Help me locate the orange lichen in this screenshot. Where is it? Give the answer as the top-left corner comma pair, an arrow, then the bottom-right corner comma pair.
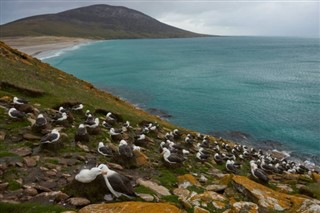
79,202 -> 184,213
177,174 -> 200,187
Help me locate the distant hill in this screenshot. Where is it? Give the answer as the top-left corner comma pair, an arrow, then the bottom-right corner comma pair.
0,4 -> 208,39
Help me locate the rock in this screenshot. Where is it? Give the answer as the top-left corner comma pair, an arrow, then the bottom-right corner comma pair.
137,179 -> 171,196
61,211 -> 77,213
230,201 -> 259,213
205,184 -> 227,192
194,206 -> 210,213
297,199 -> 320,213
23,156 -> 40,167
134,150 -> 149,166
0,182 -> 9,191
16,162 -> 23,167
79,202 -> 184,213
33,184 -> 52,192
13,147 -> 32,157
232,175 -> 320,212
199,175 -> 208,183
189,191 -> 226,209
177,174 -> 201,188
23,133 -> 41,140
30,191 -> 69,204
24,187 -> 38,196
276,183 -> 293,193
0,95 -> 11,103
312,173 -> 320,183
173,188 -> 191,201
77,142 -> 90,152
104,194 -> 113,201
107,162 -> 123,170
0,131 -> 6,141
137,193 -> 154,201
68,197 -> 90,206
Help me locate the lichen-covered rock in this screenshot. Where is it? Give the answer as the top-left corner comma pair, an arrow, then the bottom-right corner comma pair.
79,202 -> 184,213
230,201 -> 259,213
276,183 -> 293,193
232,175 -> 320,212
194,206 -> 210,213
177,174 -> 201,188
137,178 -> 171,196
312,173 -> 320,183
205,184 -> 227,192
189,191 -> 226,209
133,150 -> 149,166
173,187 -> 191,201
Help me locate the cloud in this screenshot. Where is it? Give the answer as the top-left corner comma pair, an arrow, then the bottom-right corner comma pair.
1,0 -> 318,37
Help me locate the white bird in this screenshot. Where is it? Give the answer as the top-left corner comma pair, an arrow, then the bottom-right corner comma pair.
98,164 -> 137,198
40,129 -> 60,144
75,167 -> 107,183
8,108 -> 25,119
72,104 -> 83,111
13,97 -> 28,105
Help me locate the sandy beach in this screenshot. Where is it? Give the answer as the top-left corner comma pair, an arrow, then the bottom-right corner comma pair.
1,36 -> 93,59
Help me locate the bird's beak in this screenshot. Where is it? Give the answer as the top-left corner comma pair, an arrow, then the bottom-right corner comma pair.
101,170 -> 108,175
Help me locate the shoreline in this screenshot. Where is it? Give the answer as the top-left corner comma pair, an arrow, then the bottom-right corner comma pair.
1,36 -> 95,59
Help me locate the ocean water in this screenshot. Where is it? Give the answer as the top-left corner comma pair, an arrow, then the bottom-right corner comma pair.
44,37 -> 320,158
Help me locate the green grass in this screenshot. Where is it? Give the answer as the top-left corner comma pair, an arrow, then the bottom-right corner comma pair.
0,202 -> 74,213
0,151 -> 18,158
303,183 -> 320,199
161,195 -> 180,204
157,168 -> 178,188
7,180 -> 22,191
135,185 -> 157,196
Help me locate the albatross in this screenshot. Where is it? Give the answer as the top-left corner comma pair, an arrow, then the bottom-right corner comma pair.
98,164 -> 137,198
75,167 -> 107,183
98,142 -> 113,157
35,114 -> 47,127
8,108 -> 25,119
75,124 -> 89,142
40,129 -> 60,144
13,97 -> 28,105
250,161 -> 269,183
119,140 -> 133,158
162,147 -> 185,164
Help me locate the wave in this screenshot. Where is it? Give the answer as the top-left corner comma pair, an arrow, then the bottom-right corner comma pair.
38,41 -> 97,60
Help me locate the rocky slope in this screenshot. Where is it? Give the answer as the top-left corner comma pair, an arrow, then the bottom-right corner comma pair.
0,41 -> 319,213
1,4 -> 207,39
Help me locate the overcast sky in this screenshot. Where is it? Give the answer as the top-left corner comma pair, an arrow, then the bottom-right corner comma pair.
0,0 -> 319,37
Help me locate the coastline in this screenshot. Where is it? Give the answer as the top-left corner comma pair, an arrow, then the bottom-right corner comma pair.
1,36 -> 95,59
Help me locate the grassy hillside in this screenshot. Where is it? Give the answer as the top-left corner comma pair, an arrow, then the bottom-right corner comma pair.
1,4 -> 208,39
0,41 -> 175,128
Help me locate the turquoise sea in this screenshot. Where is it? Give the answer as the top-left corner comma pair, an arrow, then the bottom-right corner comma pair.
44,37 -> 320,161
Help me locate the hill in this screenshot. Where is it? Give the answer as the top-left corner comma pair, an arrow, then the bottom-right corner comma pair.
0,42 -> 319,212
0,4 -> 207,39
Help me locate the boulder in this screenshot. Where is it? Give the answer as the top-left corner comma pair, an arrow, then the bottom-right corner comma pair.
68,197 -> 90,206
29,191 -> 69,204
188,191 -> 226,209
232,175 -> 320,212
205,184 -> 227,192
23,156 -> 40,167
177,174 -> 201,188
133,150 -> 149,166
229,201 -> 259,213
173,187 -> 191,201
312,173 -> 320,183
13,147 -> 32,157
137,193 -> 154,201
194,206 -> 210,213
79,202 -> 184,213
23,133 -> 41,140
137,179 -> 171,196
